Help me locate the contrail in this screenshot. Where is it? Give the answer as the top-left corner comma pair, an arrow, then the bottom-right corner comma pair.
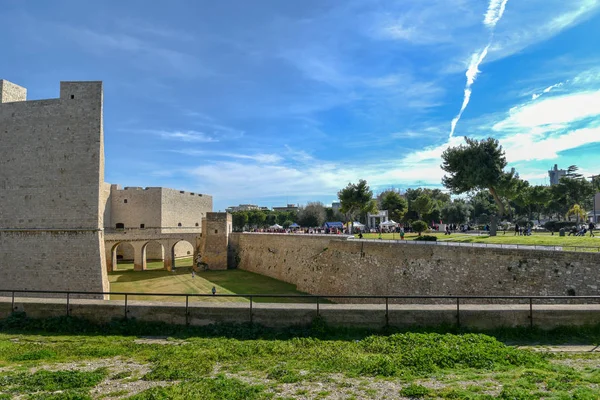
449,0 -> 509,137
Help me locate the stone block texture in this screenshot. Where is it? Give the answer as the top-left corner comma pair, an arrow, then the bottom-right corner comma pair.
0,80 -> 109,296
231,233 -> 600,301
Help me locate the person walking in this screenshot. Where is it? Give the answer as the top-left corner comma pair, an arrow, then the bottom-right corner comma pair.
212,286 -> 216,296
192,270 -> 195,278
514,223 -> 519,236
590,221 -> 596,237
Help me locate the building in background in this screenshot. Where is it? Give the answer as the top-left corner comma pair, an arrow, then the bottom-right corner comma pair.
272,204 -> 299,213
548,164 -> 567,185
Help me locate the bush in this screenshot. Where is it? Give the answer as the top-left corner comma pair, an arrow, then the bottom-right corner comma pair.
411,220 -> 428,235
414,235 -> 437,242
543,220 -> 576,232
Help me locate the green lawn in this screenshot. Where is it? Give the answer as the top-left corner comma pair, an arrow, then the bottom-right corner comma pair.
2,318 -> 600,399
357,231 -> 600,250
109,267 -> 314,303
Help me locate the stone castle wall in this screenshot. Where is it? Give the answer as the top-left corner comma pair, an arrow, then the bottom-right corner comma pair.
108,186 -> 163,229
230,234 -> 600,301
201,213 -> 232,270
0,80 -> 109,296
160,188 -> 212,233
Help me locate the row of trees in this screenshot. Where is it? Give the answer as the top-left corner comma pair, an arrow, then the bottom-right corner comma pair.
231,137 -> 597,232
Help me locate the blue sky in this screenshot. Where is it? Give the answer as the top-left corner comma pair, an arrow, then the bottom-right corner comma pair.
2,0 -> 600,211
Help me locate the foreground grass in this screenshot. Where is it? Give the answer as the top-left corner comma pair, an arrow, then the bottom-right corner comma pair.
357,231 -> 600,249
109,267 -> 314,303
2,315 -> 600,399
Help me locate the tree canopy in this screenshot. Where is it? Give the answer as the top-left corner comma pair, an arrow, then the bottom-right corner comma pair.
379,190 -> 408,222
338,180 -> 377,231
441,137 -> 507,216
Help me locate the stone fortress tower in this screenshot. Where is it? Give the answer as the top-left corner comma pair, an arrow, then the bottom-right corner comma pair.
0,80 -> 109,296
0,79 -> 232,296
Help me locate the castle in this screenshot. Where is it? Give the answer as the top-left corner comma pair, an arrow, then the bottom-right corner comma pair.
0,80 -> 231,297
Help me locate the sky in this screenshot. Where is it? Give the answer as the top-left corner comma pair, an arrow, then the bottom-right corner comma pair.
2,0 -> 600,211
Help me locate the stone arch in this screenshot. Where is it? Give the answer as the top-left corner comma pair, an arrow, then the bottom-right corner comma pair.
142,241 -> 165,270
111,242 -> 135,271
170,239 -> 195,269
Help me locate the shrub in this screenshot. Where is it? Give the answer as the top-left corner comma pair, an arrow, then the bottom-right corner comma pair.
543,221 -> 576,232
399,384 -> 432,398
411,220 -> 428,235
414,235 -> 437,242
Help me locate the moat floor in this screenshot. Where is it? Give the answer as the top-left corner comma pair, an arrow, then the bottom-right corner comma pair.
108,265 -> 312,303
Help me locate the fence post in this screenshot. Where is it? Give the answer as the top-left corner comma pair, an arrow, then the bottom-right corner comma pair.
66,292 -> 70,317
529,297 -> 533,328
316,296 -> 320,316
456,298 -> 460,327
124,294 -> 128,320
11,291 -> 15,313
249,296 -> 253,324
185,295 -> 189,326
385,297 -> 389,327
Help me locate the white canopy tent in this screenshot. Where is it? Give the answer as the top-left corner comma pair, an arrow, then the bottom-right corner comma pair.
269,224 -> 283,229
380,220 -> 398,227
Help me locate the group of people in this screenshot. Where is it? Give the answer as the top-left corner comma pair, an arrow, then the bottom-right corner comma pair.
513,223 -> 532,236
568,222 -> 596,237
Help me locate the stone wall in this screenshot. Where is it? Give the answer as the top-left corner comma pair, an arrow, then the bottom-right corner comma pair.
201,213 -> 232,270
0,80 -> 109,296
0,230 -> 108,297
0,80 -> 27,103
160,188 -> 212,233
230,234 -> 600,300
3,296 -> 600,330
108,186 -> 163,230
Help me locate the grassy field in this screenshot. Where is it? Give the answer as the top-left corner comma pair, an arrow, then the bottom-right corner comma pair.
109,265 -> 313,304
2,315 -> 600,399
357,231 -> 600,249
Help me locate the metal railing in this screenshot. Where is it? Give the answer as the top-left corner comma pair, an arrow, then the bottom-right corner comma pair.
2,289 -> 600,328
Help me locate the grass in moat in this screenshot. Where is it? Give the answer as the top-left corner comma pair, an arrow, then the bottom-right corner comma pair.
357,231 -> 600,249
109,261 -> 313,304
3,314 -> 600,399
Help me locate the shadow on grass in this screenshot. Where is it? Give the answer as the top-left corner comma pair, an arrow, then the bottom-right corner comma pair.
2,312 -> 600,346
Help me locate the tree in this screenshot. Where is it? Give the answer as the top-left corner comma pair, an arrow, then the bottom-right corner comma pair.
566,204 -> 586,224
248,210 -> 267,228
379,190 -> 408,222
338,180 -> 377,233
298,202 -> 326,227
411,220 -> 428,236
469,191 -> 497,221
441,200 -> 472,224
231,211 -> 248,232
265,213 -> 277,226
441,137 -> 507,216
283,220 -> 293,229
411,194 -> 433,220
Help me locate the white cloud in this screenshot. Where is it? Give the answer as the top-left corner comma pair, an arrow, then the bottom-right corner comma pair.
141,129 -> 218,143
450,45 -> 490,137
502,126 -> 600,162
484,0 -> 510,28
531,82 -> 564,100
494,90 -> 600,130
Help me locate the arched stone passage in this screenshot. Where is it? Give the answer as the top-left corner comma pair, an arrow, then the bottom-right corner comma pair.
111,242 -> 135,271
142,241 -> 164,270
165,239 -> 196,271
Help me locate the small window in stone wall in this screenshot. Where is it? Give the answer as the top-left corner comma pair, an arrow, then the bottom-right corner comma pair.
116,223 -> 124,229
124,199 -> 128,203
178,222 -> 182,227
140,224 -> 145,229
70,95 -> 74,99
195,222 -> 199,226
215,229 -> 218,234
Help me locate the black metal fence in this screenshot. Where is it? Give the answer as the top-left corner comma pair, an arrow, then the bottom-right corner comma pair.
2,289 -> 600,328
